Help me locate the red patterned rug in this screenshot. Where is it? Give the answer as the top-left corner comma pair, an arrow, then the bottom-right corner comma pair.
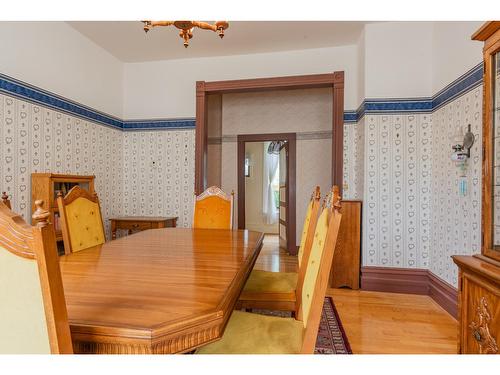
252,297 -> 352,354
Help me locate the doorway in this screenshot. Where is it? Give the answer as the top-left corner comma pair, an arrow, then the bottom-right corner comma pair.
237,133 -> 296,254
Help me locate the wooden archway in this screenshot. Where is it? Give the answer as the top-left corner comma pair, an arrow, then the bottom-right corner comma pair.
194,71 -> 345,195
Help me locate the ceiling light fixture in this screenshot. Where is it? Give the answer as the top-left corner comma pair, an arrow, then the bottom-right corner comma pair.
142,21 -> 229,48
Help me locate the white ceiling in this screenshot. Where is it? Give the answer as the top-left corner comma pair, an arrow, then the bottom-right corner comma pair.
67,21 -> 368,63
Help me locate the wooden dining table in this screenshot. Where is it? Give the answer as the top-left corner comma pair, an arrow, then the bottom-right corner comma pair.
59,227 -> 264,354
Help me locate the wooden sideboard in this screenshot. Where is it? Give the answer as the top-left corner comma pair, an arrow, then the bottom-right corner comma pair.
452,256 -> 499,354
110,216 -> 178,239
330,200 -> 362,290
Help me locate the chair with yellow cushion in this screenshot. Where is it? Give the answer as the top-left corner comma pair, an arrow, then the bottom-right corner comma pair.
2,191 -> 11,209
193,186 -> 234,230
57,186 -> 105,255
237,186 -> 322,314
0,199 -> 73,354
196,186 -> 342,354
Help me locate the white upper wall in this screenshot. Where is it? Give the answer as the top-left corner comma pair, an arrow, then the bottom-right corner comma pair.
432,21 -> 483,93
123,45 -> 359,119
0,21 -> 486,120
356,29 -> 366,106
364,22 -> 434,99
0,22 -> 123,118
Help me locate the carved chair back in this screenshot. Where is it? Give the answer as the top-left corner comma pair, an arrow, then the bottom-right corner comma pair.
57,186 -> 105,255
1,191 -> 11,209
193,186 -> 234,230
0,199 -> 73,353
299,186 -> 342,353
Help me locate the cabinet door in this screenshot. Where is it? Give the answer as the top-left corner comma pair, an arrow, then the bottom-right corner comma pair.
462,274 -> 499,354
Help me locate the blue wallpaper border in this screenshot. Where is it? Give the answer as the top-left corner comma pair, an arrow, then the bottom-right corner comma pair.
0,62 -> 483,130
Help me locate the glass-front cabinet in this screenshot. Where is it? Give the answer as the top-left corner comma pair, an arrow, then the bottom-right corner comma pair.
483,26 -> 500,262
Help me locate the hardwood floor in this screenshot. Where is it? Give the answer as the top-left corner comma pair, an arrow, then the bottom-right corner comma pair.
330,289 -> 458,354
254,234 -> 458,354
253,234 -> 298,273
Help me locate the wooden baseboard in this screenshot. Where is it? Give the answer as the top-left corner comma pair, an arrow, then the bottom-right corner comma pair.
428,272 -> 458,318
360,266 -> 458,319
361,266 -> 429,294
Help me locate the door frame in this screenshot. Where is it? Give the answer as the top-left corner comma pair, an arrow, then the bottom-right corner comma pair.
194,72 -> 345,195
237,133 -> 297,254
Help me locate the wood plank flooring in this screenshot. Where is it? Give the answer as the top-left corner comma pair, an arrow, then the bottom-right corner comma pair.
254,235 -> 458,354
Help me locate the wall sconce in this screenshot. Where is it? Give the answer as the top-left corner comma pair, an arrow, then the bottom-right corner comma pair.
451,124 -> 475,196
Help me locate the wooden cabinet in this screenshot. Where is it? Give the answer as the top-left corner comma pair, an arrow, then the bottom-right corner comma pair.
451,21 -> 500,355
330,200 -> 362,290
453,256 -> 499,354
31,173 -> 95,246
110,216 -> 178,239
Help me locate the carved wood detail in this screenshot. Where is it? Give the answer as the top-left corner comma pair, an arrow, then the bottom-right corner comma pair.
469,297 -> 499,354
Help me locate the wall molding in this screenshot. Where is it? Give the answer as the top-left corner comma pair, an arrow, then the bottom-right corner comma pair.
0,62 -> 483,131
353,62 -> 483,121
360,266 -> 458,318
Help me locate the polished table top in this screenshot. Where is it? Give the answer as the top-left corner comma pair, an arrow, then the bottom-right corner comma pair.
59,228 -> 264,354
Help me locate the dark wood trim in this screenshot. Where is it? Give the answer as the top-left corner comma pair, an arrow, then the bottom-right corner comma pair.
195,72 -> 345,196
332,72 -> 345,194
203,73 -> 343,94
237,133 -> 297,255
195,81 -> 207,194
361,266 -> 429,295
428,271 -> 458,318
360,266 -> 458,319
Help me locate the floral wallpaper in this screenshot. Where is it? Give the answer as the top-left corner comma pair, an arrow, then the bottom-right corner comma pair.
0,93 -> 123,238
430,87 -> 482,286
362,113 -> 432,268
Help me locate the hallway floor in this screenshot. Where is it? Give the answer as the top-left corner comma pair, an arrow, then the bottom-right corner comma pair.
253,234 -> 458,354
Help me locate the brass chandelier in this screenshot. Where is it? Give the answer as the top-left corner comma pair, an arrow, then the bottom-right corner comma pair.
142,21 -> 229,48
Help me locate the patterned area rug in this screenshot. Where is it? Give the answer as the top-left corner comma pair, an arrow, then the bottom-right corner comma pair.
252,296 -> 352,354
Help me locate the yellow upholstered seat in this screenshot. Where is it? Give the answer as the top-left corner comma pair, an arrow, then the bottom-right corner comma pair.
0,199 -> 72,353
196,310 -> 304,354
196,186 -> 342,354
238,187 -> 321,313
243,270 -> 297,293
193,186 -> 234,230
57,186 -> 105,254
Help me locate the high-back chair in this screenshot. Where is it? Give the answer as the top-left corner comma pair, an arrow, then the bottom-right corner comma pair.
0,198 -> 73,354
2,191 -> 11,209
237,186 -> 322,313
193,186 -> 234,230
196,186 -> 342,354
57,186 -> 105,255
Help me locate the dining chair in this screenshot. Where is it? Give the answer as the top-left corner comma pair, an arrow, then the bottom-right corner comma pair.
193,186 -> 234,230
0,199 -> 73,354
57,186 -> 105,255
196,186 -> 342,354
237,186 -> 322,314
2,191 -> 11,209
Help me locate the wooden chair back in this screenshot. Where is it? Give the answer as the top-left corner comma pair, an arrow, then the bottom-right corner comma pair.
294,186 -> 322,315
57,186 -> 105,255
2,191 -> 11,209
193,186 -> 234,230
299,186 -> 342,353
0,199 -> 73,353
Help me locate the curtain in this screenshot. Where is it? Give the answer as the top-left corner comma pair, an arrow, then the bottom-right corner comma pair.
262,142 -> 279,224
